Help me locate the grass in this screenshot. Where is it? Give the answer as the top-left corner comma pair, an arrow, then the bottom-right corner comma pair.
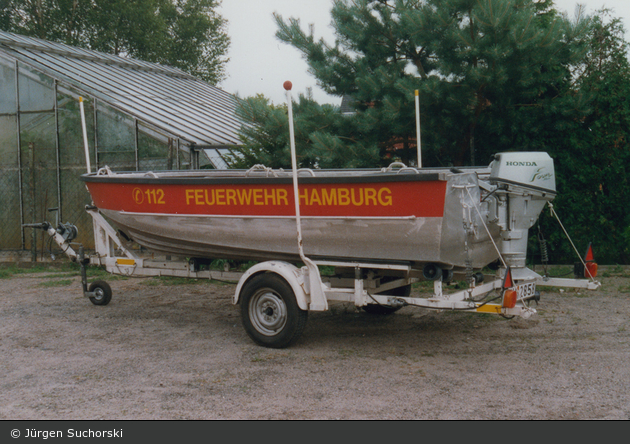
1,259 -> 244,286
0,269 -> 13,279
39,279 -> 74,287
534,266 -> 574,279
0,262 -> 115,289
140,277 -> 201,287
0,263 -> 77,280
140,276 -> 233,287
412,280 -> 435,291
537,285 -> 563,293
0,263 -> 75,278
601,265 -> 630,278
0,262 -> 129,281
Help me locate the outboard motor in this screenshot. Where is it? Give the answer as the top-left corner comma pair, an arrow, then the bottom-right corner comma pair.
487,152 -> 557,268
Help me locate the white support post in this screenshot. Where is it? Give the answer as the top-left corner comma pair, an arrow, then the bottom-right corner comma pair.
415,90 -> 422,168
353,267 -> 366,307
79,97 -> 91,174
284,81 -> 328,311
87,208 -> 138,263
433,279 -> 443,298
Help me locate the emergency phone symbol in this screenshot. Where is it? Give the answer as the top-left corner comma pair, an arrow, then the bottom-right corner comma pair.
132,188 -> 144,205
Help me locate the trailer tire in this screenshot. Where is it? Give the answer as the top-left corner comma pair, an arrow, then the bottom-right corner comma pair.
240,273 -> 308,348
88,280 -> 112,306
362,284 -> 411,315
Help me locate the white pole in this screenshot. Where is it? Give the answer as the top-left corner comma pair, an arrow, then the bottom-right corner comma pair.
284,81 -> 328,311
79,96 -> 92,174
415,89 -> 422,168
284,81 -> 306,260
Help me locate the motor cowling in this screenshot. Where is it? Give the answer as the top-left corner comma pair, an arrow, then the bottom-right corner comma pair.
489,152 -> 556,193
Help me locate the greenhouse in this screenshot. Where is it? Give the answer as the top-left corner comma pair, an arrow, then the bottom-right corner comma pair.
0,31 -> 243,260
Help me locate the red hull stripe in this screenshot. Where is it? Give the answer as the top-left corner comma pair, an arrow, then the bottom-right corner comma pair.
86,181 -> 447,218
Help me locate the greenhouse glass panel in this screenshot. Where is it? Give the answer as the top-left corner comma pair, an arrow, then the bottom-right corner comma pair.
0,55 -> 16,114
57,87 -> 96,168
18,63 -> 54,112
19,111 -> 58,252
0,115 -> 21,250
179,148 -> 191,170
96,102 -> 135,170
58,169 -> 94,247
57,88 -> 94,245
138,123 -> 172,171
0,114 -> 18,165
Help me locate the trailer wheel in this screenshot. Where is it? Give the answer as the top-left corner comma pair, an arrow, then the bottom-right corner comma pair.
88,280 -> 112,306
240,273 -> 308,348
362,284 -> 411,315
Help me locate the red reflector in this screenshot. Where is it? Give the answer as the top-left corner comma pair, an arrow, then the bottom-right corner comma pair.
502,267 -> 514,289
585,243 -> 595,262
585,261 -> 598,278
502,289 -> 517,309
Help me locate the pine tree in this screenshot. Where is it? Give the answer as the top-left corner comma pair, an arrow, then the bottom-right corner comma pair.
275,0 -> 595,167
228,92 -> 381,169
232,0 -> 595,170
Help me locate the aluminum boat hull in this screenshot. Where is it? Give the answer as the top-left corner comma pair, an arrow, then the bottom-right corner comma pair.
82,168 -> 500,271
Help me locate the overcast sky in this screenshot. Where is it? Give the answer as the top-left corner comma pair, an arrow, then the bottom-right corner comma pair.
217,0 -> 630,106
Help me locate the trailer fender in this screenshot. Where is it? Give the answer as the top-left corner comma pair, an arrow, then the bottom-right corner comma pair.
234,261 -> 309,311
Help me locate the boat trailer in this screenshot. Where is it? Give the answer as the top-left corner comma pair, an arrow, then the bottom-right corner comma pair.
24,192 -> 601,348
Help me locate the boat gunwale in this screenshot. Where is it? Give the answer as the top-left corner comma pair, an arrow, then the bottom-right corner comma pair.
113,211 -> 422,220
81,170 -> 451,185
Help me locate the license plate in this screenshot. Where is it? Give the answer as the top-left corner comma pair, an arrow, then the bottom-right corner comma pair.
517,282 -> 536,299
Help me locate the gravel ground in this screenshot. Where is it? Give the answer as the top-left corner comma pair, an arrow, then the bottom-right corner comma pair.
0,264 -> 629,420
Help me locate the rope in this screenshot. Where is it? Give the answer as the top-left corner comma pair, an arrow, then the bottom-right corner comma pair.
465,187 -> 507,269
547,202 -> 596,281
537,224 -> 549,275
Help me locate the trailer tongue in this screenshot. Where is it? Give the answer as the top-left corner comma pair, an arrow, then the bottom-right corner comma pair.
24,92 -> 601,348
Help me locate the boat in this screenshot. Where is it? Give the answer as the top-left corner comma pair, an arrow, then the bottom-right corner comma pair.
81,151 -> 557,277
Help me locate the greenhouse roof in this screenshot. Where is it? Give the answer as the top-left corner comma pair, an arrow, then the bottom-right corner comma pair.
0,31 -> 244,154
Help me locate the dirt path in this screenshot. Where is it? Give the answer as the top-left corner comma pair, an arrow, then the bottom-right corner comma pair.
1,266 -> 629,420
